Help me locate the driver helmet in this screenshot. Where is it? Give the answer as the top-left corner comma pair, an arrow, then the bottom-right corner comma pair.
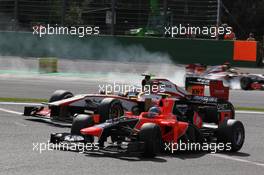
223,62 -> 231,69
148,106 -> 161,117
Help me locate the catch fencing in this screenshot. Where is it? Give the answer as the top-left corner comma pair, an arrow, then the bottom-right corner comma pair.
0,0 -> 219,38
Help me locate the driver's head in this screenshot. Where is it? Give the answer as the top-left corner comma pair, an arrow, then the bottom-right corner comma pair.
148,106 -> 161,115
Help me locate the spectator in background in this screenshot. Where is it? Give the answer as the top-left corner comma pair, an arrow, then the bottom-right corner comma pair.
141,74 -> 151,91
223,62 -> 231,71
247,33 -> 256,41
224,27 -> 236,40
218,23 -> 228,40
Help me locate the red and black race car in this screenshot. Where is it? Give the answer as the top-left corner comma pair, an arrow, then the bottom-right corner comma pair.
49,93 -> 244,158
24,75 -> 234,127
185,63 -> 264,90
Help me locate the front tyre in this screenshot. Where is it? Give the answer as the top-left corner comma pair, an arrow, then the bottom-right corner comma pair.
71,114 -> 94,142
240,77 -> 252,90
139,123 -> 162,158
49,90 -> 74,102
98,98 -> 124,122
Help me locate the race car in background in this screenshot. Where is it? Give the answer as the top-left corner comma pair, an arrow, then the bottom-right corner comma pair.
185,63 -> 264,90
24,75 -> 234,127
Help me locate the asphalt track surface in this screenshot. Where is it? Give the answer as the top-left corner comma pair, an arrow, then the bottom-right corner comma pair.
0,56 -> 264,107
0,104 -> 264,175
0,75 -> 263,108
0,57 -> 264,175
0,75 -> 263,175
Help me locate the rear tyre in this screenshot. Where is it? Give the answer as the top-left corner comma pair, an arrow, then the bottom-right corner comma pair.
217,119 -> 245,152
240,77 -> 252,90
185,124 -> 203,143
71,114 -> 94,142
179,124 -> 203,152
139,123 -> 162,158
49,90 -> 74,102
98,98 -> 124,122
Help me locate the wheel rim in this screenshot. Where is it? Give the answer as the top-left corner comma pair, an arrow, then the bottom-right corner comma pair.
109,104 -> 123,119
234,127 -> 244,146
241,78 -> 250,89
63,93 -> 73,99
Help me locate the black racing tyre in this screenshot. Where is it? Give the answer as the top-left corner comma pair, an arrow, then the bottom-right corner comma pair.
49,90 -> 74,102
98,98 -> 124,122
240,77 -> 252,90
71,114 -> 94,135
179,124 -> 203,146
184,76 -> 189,91
139,123 -> 162,158
217,119 -> 245,152
185,124 -> 203,143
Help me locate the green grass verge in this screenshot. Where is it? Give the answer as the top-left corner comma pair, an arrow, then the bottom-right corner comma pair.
234,106 -> 264,112
0,97 -> 263,112
0,97 -> 48,103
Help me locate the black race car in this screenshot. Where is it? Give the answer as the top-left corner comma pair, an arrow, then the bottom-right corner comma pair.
186,63 -> 264,90
24,76 -> 234,127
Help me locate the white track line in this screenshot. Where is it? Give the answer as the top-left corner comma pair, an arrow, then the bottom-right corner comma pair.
236,111 -> 264,115
0,107 -> 23,115
0,106 -> 27,126
211,154 -> 264,167
0,102 -> 42,106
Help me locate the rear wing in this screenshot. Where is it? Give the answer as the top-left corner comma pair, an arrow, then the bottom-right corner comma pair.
185,64 -> 207,75
185,77 -> 229,101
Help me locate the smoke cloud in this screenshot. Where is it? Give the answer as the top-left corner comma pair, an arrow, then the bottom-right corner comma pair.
0,34 -> 187,87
